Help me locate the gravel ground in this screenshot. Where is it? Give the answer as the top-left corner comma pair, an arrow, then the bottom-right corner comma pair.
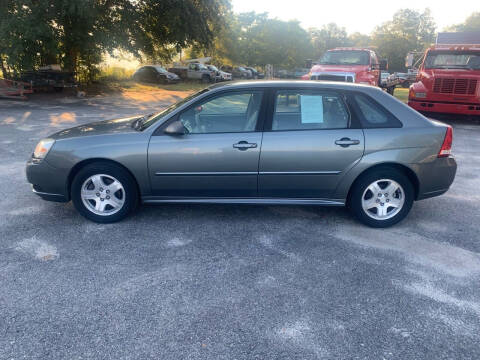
1,93 -> 480,360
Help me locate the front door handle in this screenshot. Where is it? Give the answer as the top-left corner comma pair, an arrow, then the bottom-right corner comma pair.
335,138 -> 360,148
233,141 -> 257,150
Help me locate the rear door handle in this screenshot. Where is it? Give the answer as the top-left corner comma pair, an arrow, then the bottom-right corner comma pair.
335,138 -> 360,147
233,141 -> 257,150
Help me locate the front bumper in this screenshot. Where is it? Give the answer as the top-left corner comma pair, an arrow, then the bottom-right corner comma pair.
409,99 -> 480,115
26,159 -> 69,202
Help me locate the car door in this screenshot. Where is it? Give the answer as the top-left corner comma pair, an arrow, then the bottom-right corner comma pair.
188,64 -> 200,80
259,89 -> 364,199
148,90 -> 265,197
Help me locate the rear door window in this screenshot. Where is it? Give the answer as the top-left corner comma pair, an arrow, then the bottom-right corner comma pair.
353,94 -> 402,128
272,91 -> 349,131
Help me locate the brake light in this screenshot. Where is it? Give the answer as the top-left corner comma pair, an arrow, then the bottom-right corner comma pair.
438,126 -> 453,157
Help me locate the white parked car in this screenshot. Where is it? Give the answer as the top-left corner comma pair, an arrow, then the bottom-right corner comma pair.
207,65 -> 232,81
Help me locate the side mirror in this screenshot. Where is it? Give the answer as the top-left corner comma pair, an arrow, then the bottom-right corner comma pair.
379,59 -> 388,71
164,120 -> 188,135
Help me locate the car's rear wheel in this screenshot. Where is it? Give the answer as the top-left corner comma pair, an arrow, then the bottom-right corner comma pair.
71,162 -> 138,223
349,168 -> 414,228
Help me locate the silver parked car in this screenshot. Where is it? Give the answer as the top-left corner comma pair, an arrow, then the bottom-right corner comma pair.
26,81 -> 456,227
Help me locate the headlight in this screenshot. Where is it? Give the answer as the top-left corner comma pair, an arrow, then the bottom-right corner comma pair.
414,92 -> 427,98
33,138 -> 55,160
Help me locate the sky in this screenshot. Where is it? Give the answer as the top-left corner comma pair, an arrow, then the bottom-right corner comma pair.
232,0 -> 479,34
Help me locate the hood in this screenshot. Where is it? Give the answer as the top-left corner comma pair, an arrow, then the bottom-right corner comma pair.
310,64 -> 369,74
166,71 -> 180,79
50,115 -> 142,140
420,68 -> 480,78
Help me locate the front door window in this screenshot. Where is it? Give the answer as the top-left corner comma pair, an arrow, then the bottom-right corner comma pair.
179,91 -> 263,134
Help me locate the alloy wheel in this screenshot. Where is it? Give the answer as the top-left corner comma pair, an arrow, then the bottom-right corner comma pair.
361,179 -> 405,220
81,174 -> 125,216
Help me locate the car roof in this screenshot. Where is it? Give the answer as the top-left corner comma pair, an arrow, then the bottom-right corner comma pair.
207,80 -> 379,92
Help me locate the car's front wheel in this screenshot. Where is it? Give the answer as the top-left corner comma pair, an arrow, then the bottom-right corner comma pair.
349,168 -> 414,228
71,162 -> 138,223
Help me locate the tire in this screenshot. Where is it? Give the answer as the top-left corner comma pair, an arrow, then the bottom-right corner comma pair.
71,162 -> 138,223
349,167 -> 414,228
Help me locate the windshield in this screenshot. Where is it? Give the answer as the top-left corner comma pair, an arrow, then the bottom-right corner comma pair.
319,50 -> 370,65
424,51 -> 480,70
139,88 -> 210,130
153,66 -> 167,73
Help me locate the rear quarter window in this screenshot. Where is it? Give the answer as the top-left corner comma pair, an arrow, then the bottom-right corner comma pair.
352,93 -> 402,128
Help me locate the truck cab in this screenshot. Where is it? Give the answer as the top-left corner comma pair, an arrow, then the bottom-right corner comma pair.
187,63 -> 215,82
303,48 -> 387,87
408,32 -> 480,116
408,46 -> 480,115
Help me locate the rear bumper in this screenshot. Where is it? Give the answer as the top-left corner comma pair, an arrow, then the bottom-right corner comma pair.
26,159 -> 69,202
415,156 -> 457,200
409,99 -> 480,115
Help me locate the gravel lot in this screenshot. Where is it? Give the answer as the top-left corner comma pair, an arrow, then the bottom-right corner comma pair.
1,93 -> 480,359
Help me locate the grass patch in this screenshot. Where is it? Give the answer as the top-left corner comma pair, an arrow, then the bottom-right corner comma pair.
98,66 -> 135,81
394,88 -> 409,103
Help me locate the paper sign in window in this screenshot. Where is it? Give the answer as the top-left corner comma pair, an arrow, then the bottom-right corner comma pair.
300,95 -> 324,123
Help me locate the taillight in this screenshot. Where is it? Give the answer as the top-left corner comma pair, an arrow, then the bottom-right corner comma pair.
438,126 -> 453,157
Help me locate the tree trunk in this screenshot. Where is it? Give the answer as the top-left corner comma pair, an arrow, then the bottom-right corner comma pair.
0,56 -> 9,78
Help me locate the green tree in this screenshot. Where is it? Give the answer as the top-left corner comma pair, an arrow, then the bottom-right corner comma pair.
309,23 -> 349,60
252,18 -> 312,68
446,12 -> 480,31
0,0 -> 229,80
188,12 -> 312,69
372,8 -> 436,72
348,32 -> 371,48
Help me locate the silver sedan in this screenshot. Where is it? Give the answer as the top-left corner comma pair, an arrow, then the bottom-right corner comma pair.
26,81 -> 457,227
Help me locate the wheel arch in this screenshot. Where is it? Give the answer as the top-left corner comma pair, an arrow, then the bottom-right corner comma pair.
66,158 -> 141,201
346,162 -> 420,206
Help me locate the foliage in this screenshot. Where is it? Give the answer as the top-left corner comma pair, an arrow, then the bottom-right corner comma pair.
97,66 -> 135,81
446,12 -> 480,32
372,9 -> 436,72
1,3 -> 476,80
0,0 -> 229,80
309,24 -> 349,60
187,12 -> 312,69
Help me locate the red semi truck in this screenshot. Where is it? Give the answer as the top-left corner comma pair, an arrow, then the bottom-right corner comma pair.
408,32 -> 480,116
302,48 -> 387,86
